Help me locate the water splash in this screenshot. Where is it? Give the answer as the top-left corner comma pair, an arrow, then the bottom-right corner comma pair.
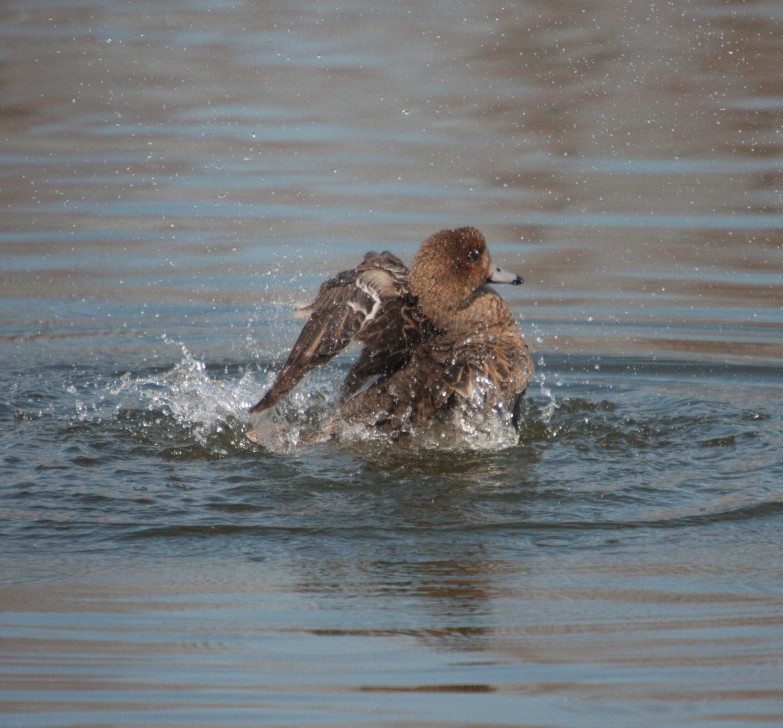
248,374 -> 338,452
425,403 -> 521,452
73,335 -> 544,454
529,322 -> 559,424
109,338 -> 259,449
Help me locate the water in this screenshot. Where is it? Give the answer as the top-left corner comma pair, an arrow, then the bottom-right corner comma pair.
2,1 -> 783,726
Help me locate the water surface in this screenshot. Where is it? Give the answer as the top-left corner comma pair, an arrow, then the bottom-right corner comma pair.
2,1 -> 782,726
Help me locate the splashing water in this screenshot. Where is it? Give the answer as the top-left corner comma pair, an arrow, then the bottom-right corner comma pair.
529,322 -> 559,424
109,339 -> 260,449
90,337 -> 341,453
249,383 -> 524,453
66,327 -> 550,455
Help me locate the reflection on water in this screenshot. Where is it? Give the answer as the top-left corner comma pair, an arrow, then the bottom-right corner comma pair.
1,0 -> 781,366
2,348 -> 782,725
1,0 -> 783,726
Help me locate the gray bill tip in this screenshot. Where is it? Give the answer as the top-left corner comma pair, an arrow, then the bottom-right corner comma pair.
488,265 -> 523,285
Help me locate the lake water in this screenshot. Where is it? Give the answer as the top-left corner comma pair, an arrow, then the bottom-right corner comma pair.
2,0 -> 782,726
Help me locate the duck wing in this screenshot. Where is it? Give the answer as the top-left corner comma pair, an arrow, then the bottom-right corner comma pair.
341,285 -> 425,397
249,251 -> 412,414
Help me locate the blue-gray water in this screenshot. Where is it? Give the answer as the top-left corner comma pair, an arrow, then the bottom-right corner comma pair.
2,1 -> 783,726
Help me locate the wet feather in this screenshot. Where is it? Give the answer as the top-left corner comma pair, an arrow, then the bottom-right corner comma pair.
249,228 -> 533,443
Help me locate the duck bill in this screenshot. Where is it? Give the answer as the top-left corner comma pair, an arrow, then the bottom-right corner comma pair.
488,264 -> 523,285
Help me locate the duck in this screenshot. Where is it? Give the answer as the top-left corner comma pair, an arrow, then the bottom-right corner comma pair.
248,227 -> 533,443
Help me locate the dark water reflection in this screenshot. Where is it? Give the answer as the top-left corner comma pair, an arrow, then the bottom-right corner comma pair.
2,1 -> 783,726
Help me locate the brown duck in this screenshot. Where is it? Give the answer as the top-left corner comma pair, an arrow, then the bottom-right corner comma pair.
248,227 -> 533,442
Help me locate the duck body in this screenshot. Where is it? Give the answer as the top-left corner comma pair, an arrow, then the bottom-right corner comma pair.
249,227 -> 533,443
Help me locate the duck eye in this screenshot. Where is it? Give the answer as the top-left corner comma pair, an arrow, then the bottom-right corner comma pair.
467,247 -> 482,262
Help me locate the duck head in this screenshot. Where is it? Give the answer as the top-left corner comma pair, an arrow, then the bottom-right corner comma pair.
408,227 -> 522,329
